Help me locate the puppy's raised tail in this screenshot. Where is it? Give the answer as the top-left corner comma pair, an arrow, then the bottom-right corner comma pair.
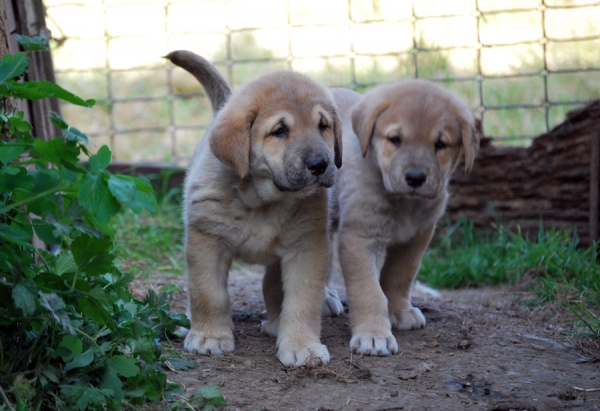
164,50 -> 231,115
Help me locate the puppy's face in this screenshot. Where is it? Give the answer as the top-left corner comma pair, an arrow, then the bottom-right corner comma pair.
352,80 -> 479,199
209,72 -> 342,193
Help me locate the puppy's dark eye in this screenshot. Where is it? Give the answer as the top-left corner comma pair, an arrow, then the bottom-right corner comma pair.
388,136 -> 401,147
271,124 -> 288,138
319,121 -> 329,133
435,139 -> 447,151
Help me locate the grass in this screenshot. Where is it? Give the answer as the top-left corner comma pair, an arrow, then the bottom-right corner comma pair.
420,219 -> 600,303
112,195 -> 185,279
420,219 -> 600,339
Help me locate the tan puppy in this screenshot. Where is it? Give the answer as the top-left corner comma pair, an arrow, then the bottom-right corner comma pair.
330,80 -> 479,355
166,51 -> 342,367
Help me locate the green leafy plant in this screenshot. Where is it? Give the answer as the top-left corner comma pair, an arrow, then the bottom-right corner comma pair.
0,35 -> 191,410
169,384 -> 227,411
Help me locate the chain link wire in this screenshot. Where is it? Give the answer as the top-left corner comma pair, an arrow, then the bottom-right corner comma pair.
45,0 -> 600,166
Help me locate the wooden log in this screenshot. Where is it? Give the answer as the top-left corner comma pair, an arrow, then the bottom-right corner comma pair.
447,100 -> 600,246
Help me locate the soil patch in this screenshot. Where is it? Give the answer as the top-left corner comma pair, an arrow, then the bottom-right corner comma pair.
133,267 -> 600,411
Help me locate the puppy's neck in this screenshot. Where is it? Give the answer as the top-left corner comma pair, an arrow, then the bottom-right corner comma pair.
233,175 -> 285,208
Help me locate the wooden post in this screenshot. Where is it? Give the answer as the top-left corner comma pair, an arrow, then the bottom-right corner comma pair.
4,0 -> 61,141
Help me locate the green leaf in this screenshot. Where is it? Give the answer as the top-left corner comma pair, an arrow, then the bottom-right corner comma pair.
0,52 -> 29,83
54,252 -> 77,276
108,175 -> 157,214
33,137 -> 80,167
32,167 -> 61,194
41,365 -> 60,384
107,355 -> 140,377
164,357 -> 198,371
194,384 -> 227,408
100,356 -> 140,401
78,298 -> 110,326
127,338 -> 157,363
39,292 -> 74,335
79,173 -> 120,224
4,80 -> 95,107
64,348 -> 95,372
71,235 -> 115,276
9,115 -> 32,132
16,35 -> 49,51
87,145 -> 112,174
49,111 -> 69,129
0,165 -> 34,194
0,222 -> 32,245
12,279 -> 38,316
1,165 -> 20,175
63,127 -> 89,144
58,335 -> 83,362
60,385 -> 107,411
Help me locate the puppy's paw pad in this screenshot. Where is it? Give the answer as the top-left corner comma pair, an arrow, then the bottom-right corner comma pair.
183,329 -> 234,355
277,343 -> 330,368
260,318 -> 280,338
350,333 -> 398,356
322,287 -> 344,317
390,306 -> 426,330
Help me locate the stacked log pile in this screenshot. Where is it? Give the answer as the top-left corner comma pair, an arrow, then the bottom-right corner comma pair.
447,100 -> 600,246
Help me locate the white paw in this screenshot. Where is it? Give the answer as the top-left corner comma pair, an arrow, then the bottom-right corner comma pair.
350,331 -> 398,356
183,328 -> 234,355
277,342 -> 330,368
390,306 -> 426,330
411,280 -> 441,299
260,317 -> 280,338
321,287 -> 344,317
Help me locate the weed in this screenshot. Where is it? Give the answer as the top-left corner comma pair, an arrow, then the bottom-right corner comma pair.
169,384 -> 227,411
420,220 -> 599,303
0,35 -> 192,410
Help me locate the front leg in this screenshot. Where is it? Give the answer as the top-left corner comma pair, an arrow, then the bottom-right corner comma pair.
322,230 -> 344,317
276,232 -> 330,368
380,224 -> 435,330
184,228 -> 234,355
261,262 -> 283,337
339,229 -> 398,356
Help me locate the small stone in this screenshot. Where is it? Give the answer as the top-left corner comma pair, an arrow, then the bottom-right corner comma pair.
458,340 -> 471,349
427,340 -> 440,348
390,389 -> 399,397
418,362 -> 432,372
398,371 -> 418,380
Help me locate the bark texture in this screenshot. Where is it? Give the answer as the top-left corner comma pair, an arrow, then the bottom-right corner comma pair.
447,100 -> 600,246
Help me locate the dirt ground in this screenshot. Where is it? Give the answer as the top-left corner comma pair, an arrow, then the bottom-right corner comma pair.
134,266 -> 600,411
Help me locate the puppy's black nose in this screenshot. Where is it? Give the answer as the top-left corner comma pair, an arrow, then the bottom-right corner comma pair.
306,156 -> 328,176
405,170 -> 427,188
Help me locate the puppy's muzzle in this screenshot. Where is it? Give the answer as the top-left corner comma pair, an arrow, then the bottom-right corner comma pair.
306,156 -> 328,176
405,170 -> 427,188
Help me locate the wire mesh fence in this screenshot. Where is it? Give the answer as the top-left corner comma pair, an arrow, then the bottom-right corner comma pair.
44,0 -> 600,166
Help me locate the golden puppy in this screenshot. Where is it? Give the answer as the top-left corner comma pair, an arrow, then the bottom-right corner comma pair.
329,80 -> 479,355
166,51 -> 342,367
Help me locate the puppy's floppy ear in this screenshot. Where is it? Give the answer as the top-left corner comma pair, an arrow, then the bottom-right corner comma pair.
351,95 -> 390,157
331,106 -> 343,169
458,108 -> 480,174
209,93 -> 258,179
